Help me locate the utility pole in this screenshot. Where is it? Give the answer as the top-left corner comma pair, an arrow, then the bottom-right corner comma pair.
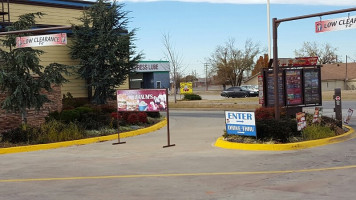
267,0 -> 271,59
204,63 -> 208,91
345,55 -> 348,90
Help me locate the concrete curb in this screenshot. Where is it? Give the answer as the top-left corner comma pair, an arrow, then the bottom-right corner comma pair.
215,125 -> 355,151
0,119 -> 167,155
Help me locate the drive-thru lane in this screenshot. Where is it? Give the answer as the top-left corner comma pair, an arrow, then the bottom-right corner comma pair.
1,110 -> 356,200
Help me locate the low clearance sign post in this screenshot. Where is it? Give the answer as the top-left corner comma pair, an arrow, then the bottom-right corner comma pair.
225,111 -> 257,137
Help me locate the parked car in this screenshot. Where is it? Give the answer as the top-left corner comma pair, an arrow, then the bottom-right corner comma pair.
240,85 -> 258,92
220,86 -> 258,98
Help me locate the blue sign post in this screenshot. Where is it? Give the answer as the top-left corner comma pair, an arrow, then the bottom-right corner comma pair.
225,111 -> 257,137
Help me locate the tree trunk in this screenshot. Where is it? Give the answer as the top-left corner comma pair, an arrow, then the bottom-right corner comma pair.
21,109 -> 27,126
87,78 -> 92,102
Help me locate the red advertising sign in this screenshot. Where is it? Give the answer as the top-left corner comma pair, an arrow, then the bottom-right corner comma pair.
278,57 -> 318,67
117,89 -> 167,112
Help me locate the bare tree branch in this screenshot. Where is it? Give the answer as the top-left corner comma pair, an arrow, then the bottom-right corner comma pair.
162,33 -> 184,103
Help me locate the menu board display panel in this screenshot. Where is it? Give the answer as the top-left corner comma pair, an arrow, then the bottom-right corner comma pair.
304,69 -> 321,104
285,70 -> 303,105
266,71 -> 284,107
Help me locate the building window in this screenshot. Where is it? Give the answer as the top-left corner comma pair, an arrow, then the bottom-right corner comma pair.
156,81 -> 161,89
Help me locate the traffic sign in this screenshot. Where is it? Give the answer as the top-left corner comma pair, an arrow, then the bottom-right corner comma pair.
335,96 -> 341,101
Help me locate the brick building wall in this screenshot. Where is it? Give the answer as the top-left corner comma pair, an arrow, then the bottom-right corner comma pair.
0,85 -> 62,133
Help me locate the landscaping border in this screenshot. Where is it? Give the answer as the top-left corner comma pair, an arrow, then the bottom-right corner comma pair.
0,119 -> 167,155
215,125 -> 355,151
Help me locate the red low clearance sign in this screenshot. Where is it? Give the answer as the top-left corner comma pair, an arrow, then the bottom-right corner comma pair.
16,33 -> 67,48
315,15 -> 356,33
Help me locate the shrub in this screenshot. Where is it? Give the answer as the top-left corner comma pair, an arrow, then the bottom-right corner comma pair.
62,92 -> 88,110
1,127 -> 37,144
183,93 -> 202,100
120,112 -> 130,122
302,125 -> 335,141
256,118 -> 300,143
255,107 -> 286,120
138,112 -> 148,123
38,120 -> 86,143
146,111 -> 161,118
1,121 -> 86,144
255,107 -> 274,120
127,113 -> 139,124
46,111 -> 60,122
78,112 -> 111,130
60,109 -> 80,123
75,106 -> 93,114
99,104 -> 116,113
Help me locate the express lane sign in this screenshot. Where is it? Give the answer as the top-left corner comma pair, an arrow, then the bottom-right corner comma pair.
225,111 -> 256,137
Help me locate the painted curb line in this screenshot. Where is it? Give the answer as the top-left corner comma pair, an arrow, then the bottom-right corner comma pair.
215,125 -> 355,151
0,119 -> 167,155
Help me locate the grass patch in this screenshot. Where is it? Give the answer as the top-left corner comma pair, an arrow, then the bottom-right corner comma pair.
302,125 -> 335,141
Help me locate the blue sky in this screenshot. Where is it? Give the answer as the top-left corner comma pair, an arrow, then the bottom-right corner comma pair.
118,0 -> 356,77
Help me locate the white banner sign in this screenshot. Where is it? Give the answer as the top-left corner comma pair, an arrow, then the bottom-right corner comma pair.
133,62 -> 170,72
315,15 -> 356,33
16,33 -> 67,48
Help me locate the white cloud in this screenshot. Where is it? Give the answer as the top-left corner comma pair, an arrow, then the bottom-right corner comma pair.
119,0 -> 356,6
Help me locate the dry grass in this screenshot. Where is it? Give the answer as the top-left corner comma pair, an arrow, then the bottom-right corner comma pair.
322,90 -> 356,100
170,97 -> 261,110
170,89 -> 356,110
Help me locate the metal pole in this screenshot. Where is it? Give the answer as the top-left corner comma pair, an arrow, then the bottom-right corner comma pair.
112,111 -> 126,145
275,7 -> 356,23
267,0 -> 271,59
273,18 -> 280,120
345,55 -> 348,90
204,63 -> 208,91
163,88 -> 175,148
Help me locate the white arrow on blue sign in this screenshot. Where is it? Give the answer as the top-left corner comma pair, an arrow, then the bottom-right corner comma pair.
225,111 -> 257,137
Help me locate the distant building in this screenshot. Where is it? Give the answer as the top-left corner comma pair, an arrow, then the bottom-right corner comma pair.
130,61 -> 170,89
321,63 -> 356,91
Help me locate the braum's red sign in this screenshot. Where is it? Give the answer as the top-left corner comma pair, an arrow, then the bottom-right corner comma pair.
117,89 -> 167,112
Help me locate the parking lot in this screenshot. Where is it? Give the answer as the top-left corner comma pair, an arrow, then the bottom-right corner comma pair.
1,107 -> 356,199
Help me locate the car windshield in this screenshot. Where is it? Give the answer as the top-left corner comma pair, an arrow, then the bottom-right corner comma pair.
241,85 -> 254,90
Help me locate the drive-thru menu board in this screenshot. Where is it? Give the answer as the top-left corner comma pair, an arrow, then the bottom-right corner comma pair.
304,69 -> 320,104
285,70 -> 303,105
263,65 -> 321,107
266,71 -> 284,106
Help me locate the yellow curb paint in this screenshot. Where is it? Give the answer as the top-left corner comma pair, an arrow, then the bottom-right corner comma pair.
0,119 -> 167,155
215,125 -> 355,151
1,164 -> 356,183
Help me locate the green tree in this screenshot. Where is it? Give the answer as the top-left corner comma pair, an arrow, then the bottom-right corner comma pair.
70,0 -> 142,104
0,13 -> 69,126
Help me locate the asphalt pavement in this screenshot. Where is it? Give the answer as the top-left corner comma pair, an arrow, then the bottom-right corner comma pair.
1,106 -> 356,199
